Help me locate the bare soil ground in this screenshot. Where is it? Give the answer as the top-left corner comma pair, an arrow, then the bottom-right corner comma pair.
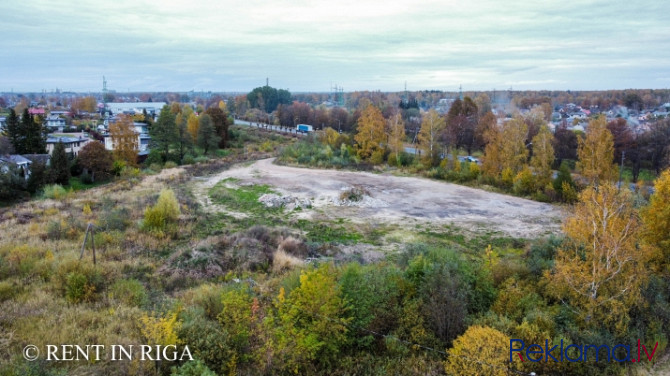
193,158 -> 565,238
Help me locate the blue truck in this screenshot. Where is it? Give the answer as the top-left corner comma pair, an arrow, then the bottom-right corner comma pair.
296,124 -> 313,133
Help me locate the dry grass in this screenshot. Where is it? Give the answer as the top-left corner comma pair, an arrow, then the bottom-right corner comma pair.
272,248 -> 305,274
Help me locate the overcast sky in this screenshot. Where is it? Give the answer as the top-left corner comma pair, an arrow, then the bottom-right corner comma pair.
2,0 -> 669,93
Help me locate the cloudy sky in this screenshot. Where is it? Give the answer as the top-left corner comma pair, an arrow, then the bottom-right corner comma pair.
1,0 -> 669,93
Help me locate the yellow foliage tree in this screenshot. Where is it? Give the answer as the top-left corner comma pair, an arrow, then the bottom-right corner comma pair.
418,109 -> 445,166
387,113 -> 406,164
482,117 -> 528,179
530,125 -> 555,188
640,169 -> 670,272
139,308 -> 182,347
499,117 -> 528,174
108,114 -> 138,166
354,105 -> 386,161
482,123 -> 503,177
187,113 -> 200,143
546,183 -> 648,332
444,325 -> 511,376
267,264 -> 351,374
576,115 -> 617,186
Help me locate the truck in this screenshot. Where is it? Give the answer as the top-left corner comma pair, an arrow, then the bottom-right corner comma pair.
296,124 -> 313,133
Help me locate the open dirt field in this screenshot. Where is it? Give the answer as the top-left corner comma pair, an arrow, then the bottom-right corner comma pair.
193,158 -> 564,238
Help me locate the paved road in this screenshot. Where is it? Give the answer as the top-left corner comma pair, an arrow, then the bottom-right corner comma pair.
234,119 -> 305,135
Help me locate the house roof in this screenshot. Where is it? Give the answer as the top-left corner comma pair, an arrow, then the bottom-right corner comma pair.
0,155 -> 32,165
47,136 -> 87,144
22,154 -> 51,165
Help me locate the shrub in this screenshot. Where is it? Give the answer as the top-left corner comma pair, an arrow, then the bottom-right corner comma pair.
109,279 -> 148,307
79,171 -> 93,184
513,166 -> 535,195
500,167 -> 514,188
99,207 -> 130,231
143,188 -> 181,232
145,149 -> 163,166
171,359 -> 216,376
41,184 -> 68,200
561,181 -> 578,203
0,280 -> 17,302
65,272 -> 94,303
149,163 -> 163,173
164,161 -> 178,169
182,154 -> 195,165
112,159 -> 127,176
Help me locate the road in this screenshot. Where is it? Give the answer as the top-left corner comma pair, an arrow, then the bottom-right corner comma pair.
234,118 -> 305,135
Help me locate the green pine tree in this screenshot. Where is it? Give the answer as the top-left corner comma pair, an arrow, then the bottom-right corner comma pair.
49,141 -> 71,185
150,105 -> 177,162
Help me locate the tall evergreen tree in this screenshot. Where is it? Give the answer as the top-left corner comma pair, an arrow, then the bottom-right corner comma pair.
49,141 -> 70,185
150,105 -> 177,162
20,109 -> 46,154
5,109 -> 22,154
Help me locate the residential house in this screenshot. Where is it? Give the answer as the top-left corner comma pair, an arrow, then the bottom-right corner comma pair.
0,155 -> 32,177
46,115 -> 67,131
46,135 -> 91,157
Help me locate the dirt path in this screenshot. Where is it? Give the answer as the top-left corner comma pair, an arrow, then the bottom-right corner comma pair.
193,158 -> 564,238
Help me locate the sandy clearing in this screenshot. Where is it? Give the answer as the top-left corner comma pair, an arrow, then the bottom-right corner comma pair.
193,158 -> 564,238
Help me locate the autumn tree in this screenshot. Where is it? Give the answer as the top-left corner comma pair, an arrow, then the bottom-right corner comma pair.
445,97 -> 479,154
444,325 -> 511,376
576,116 -> 617,186
354,105 -> 386,162
78,141 -> 113,182
418,109 -> 445,166
175,106 -> 193,161
265,264 -> 350,374
151,105 -> 177,162
187,113 -> 199,143
547,183 -> 648,331
205,106 -> 229,148
552,121 -> 578,165
197,114 -> 219,154
482,123 -> 503,178
71,96 -> 97,114
387,113 -> 406,165
607,118 -> 634,164
530,125 -> 555,188
109,114 -> 138,166
640,169 -> 670,273
474,111 -> 496,151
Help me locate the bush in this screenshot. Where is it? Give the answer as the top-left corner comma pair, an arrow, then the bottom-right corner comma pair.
164,161 -> 178,169
41,184 -> 68,200
99,207 -> 130,231
513,166 -> 535,195
112,160 -> 127,176
145,149 -> 163,166
65,272 -> 94,303
109,279 -> 148,307
171,359 -> 216,376
149,163 -> 163,173
182,154 -> 195,165
143,188 -> 181,233
79,171 -> 93,184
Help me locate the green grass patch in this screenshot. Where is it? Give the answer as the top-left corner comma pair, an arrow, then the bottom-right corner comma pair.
69,176 -> 105,191
209,178 -> 278,214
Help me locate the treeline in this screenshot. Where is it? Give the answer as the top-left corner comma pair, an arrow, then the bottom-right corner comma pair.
280,98 -> 670,203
